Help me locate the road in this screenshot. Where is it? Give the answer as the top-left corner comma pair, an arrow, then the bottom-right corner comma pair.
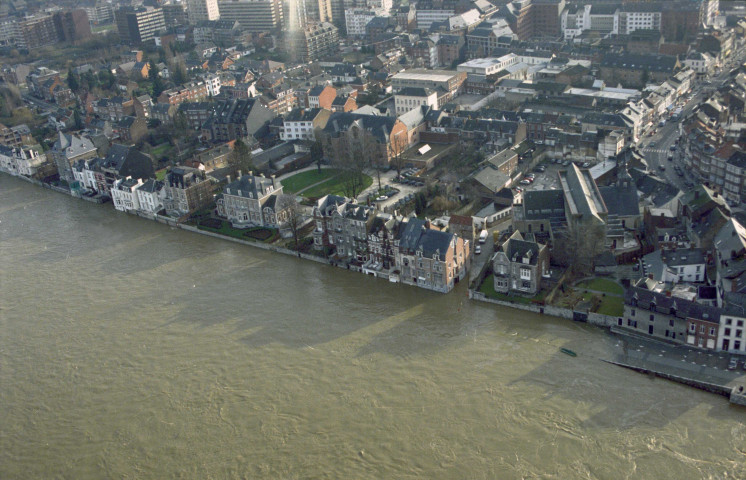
640,47 -> 746,191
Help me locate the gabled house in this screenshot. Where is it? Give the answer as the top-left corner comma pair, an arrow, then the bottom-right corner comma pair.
279,108 -> 331,142
312,194 -> 375,260
492,231 -> 549,296
641,248 -> 707,285
164,166 -> 214,216
135,178 -> 166,214
395,218 -> 467,293
51,132 -> 97,182
217,171 -> 288,228
98,144 -> 155,195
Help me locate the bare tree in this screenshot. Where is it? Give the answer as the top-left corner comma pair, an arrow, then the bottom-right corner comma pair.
333,126 -> 374,199
390,131 -> 408,179
277,194 -> 304,248
554,222 -> 607,276
227,139 -> 254,176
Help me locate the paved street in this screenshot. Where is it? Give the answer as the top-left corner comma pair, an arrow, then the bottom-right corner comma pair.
607,330 -> 746,388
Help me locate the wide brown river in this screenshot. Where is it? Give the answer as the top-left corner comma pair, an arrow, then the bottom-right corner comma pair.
1,174 -> 745,479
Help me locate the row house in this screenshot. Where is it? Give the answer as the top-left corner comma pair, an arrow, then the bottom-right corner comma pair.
396,218 -> 467,293
97,145 -> 155,196
280,108 -> 331,142
95,96 -> 135,122
307,85 -> 336,110
178,102 -> 217,130
718,309 -> 746,354
258,85 -> 297,115
111,176 -> 145,212
222,82 -> 258,99
622,285 -> 722,349
164,166 -> 214,216
157,81 -> 209,105
0,123 -> 33,148
0,145 -> 45,178
203,98 -> 276,143
313,195 -> 376,260
114,116 -> 148,144
51,132 -> 98,182
71,158 -> 105,194
217,172 -> 288,228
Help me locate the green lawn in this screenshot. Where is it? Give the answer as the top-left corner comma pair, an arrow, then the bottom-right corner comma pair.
478,275 -> 546,305
597,296 -> 624,316
280,169 -> 339,193
576,278 -> 624,295
151,143 -> 173,159
302,173 -> 373,198
155,169 -> 168,181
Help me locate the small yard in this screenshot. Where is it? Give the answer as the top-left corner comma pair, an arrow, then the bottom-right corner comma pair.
281,168 -> 339,193
150,143 -> 173,160
596,296 -> 624,316
155,168 -> 168,181
575,278 -> 624,295
478,275 -> 547,305
197,219 -> 278,243
302,173 -> 373,199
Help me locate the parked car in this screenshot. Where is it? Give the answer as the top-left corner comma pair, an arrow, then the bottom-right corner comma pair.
728,357 -> 738,370
658,165 -> 666,171
475,245 -> 482,255
670,145 -> 677,151
668,154 -> 673,161
520,179 -> 531,185
581,162 -> 591,168
650,141 -> 657,147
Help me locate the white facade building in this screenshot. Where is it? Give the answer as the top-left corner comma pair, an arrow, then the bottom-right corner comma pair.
345,8 -> 377,36
136,179 -> 166,214
0,145 -> 45,177
111,177 -> 144,212
187,0 -> 220,23
366,0 -> 391,13
457,55 -> 518,76
618,9 -> 661,35
201,72 -> 222,96
718,313 -> 746,353
394,87 -> 438,115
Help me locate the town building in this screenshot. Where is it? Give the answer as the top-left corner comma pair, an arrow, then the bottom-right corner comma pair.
493,231 -> 549,296
217,172 -> 288,228
320,112 -> 408,166
280,108 -> 331,141
291,22 -> 339,62
135,179 -> 166,215
52,10 -> 92,43
395,218 -> 467,293
312,194 -> 375,259
187,0 -> 221,23
394,87 -> 438,115
203,98 -> 276,143
51,132 -> 98,182
164,166 -> 215,216
115,7 -> 166,45
391,69 -> 466,102
217,0 -> 284,32
307,85 -> 336,109
111,176 -> 145,212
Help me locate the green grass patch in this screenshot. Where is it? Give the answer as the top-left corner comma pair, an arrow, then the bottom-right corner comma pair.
576,278 -> 624,295
151,143 -> 172,159
478,275 -> 547,304
281,168 -> 339,193
155,168 -> 168,181
303,173 -> 373,198
596,296 -> 624,316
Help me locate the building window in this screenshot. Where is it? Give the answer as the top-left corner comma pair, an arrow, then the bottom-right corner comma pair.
700,324 -> 705,334
520,268 -> 531,280
725,328 -> 731,336
631,309 -> 635,316
709,327 -> 716,336
669,319 -> 674,327
689,323 -> 696,333
649,314 -> 654,322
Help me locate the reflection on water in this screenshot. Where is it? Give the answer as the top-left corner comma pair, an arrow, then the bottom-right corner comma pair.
1,174 -> 744,479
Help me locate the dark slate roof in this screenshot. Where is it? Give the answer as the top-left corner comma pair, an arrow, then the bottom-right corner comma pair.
522,190 -> 565,220
138,178 -> 163,193
398,218 -> 454,258
598,183 -> 640,217
396,86 -> 434,97
308,85 -> 326,96
600,53 -> 678,73
625,286 -> 722,323
224,174 -> 276,199
102,144 -> 154,179
727,150 -> 746,169
322,112 -> 397,144
595,250 -> 617,267
285,108 -> 321,122
660,248 -> 706,267
503,233 -> 541,266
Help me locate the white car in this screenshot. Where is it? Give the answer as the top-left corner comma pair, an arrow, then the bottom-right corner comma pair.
475,245 -> 482,254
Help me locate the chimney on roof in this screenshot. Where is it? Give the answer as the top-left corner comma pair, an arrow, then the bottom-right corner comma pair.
226,174 -> 231,184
